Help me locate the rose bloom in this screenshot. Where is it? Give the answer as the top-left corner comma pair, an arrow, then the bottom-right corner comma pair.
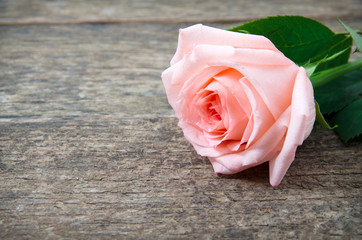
162,24 -> 315,187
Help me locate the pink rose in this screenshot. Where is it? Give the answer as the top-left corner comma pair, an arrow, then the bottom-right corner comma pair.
162,24 -> 315,187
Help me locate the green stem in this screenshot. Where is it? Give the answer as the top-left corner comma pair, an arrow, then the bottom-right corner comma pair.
335,30 -> 362,35
311,58 -> 362,88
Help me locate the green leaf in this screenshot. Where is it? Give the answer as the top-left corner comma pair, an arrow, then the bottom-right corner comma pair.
339,19 -> 362,51
331,98 -> 362,142
314,68 -> 362,114
229,16 -> 352,69
309,35 -> 352,72
315,100 -> 338,129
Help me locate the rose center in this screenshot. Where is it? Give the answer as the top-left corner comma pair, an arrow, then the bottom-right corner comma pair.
195,89 -> 225,131
207,102 -> 222,122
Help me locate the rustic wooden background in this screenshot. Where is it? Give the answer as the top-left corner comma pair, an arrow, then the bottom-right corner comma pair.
0,0 -> 361,239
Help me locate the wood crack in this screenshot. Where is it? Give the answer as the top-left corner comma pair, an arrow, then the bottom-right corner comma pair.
0,13 -> 361,26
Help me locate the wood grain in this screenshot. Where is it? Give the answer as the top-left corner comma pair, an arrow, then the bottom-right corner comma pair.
0,0 -> 362,239
0,24 -> 175,121
1,20 -> 361,122
0,118 -> 361,239
0,0 -> 361,25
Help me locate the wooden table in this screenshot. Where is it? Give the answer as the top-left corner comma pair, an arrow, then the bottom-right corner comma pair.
1,1 -> 361,239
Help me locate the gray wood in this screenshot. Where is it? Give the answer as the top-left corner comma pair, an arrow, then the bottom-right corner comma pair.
0,0 -> 361,239
0,24 -> 176,121
1,21 -> 361,122
0,0 -> 361,25
1,119 -> 361,239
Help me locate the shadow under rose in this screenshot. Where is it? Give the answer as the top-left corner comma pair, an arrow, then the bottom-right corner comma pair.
215,162 -> 269,184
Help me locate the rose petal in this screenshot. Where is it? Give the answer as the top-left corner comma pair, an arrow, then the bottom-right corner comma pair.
232,48 -> 292,66
269,67 -> 315,187
204,77 -> 248,142
172,44 -> 235,88
213,69 -> 252,120
171,24 -> 279,65
240,78 -> 275,147
209,106 -> 291,173
211,61 -> 299,120
166,66 -> 225,116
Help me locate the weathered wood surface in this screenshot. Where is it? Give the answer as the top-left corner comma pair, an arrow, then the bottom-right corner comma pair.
0,24 -> 176,120
0,119 -> 361,239
0,0 -> 362,239
1,21 -> 361,122
0,0 -> 361,25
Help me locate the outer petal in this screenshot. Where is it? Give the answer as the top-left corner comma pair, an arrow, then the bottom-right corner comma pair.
171,24 -> 280,65
269,67 -> 315,187
162,44 -> 234,110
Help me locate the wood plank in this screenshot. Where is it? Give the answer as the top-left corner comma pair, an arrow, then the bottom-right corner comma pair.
1,2 -> 362,238
0,24 -> 176,121
0,118 -> 361,239
0,0 -> 361,25
1,20 -> 361,122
